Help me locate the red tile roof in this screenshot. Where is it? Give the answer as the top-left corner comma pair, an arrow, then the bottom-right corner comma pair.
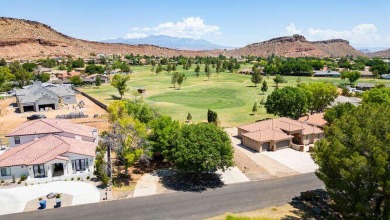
6,119 -> 97,138
238,117 -> 323,141
241,129 -> 293,142
298,113 -> 327,128
0,135 -> 96,167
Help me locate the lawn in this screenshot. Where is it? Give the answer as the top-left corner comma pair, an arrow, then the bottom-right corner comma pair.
80,65 -> 389,127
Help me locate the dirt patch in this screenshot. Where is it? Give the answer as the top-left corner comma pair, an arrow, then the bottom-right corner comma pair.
206,204 -> 299,220
233,147 -> 273,181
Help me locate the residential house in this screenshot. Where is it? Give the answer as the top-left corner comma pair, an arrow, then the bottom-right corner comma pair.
382,74 -> 390,80
313,70 -> 341,77
0,119 -> 98,183
15,82 -> 76,113
238,118 -> 324,152
330,95 -> 362,107
83,74 -> 110,84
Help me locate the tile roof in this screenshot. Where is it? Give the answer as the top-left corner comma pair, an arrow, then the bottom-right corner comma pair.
7,119 -> 97,138
242,129 -> 293,142
298,113 -> 327,128
238,117 -> 323,141
0,135 -> 96,167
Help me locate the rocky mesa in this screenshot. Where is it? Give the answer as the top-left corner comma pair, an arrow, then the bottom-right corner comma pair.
225,34 -> 364,58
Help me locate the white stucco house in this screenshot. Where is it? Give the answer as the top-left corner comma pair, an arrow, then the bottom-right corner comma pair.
0,119 -> 98,184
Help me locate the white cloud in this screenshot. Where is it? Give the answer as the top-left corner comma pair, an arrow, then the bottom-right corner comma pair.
125,17 -> 221,39
282,23 -> 302,35
281,23 -> 388,47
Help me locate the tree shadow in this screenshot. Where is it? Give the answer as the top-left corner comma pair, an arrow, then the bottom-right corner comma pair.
281,189 -> 341,220
106,95 -> 121,100
159,171 -> 224,192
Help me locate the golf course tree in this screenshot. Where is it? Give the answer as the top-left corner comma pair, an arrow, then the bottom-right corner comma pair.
168,123 -> 233,174
95,76 -> 102,87
195,64 -> 200,77
251,68 -> 262,87
261,80 -> 268,94
362,87 -> 390,105
205,64 -> 211,80
312,103 -> 390,219
273,74 -> 286,88
171,72 -> 179,88
265,86 -> 308,119
207,109 -> 218,124
111,74 -> 130,99
341,70 -> 361,84
252,102 -> 258,115
186,113 -> 192,121
177,73 -> 187,90
299,82 -> 338,114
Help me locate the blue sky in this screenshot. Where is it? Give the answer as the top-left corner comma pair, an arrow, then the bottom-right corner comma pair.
1,0 -> 389,48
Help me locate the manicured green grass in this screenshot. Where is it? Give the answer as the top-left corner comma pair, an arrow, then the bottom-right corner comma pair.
80,65 -> 389,127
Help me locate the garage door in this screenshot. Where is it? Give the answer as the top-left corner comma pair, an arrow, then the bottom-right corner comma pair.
23,105 -> 34,112
275,140 -> 290,149
261,142 -> 270,151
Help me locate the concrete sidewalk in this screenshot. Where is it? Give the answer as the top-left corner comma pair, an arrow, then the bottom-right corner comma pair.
216,166 -> 250,184
132,173 -> 159,198
0,181 -> 100,215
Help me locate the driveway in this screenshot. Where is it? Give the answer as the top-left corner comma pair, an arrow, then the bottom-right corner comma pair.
262,148 -> 318,173
0,181 -> 100,215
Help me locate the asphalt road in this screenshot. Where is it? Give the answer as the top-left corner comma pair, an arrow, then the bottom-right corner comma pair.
2,173 -> 323,220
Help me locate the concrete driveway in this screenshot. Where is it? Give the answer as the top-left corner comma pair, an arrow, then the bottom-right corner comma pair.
262,148 -> 318,173
0,181 -> 100,215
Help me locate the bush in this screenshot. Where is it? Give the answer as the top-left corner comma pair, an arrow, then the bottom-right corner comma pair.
20,175 -> 27,181
38,198 -> 42,201
25,183 -> 27,186
56,194 -> 61,199
17,180 -> 21,184
86,176 -> 90,180
71,177 -> 74,181
1,180 -> 4,184
77,177 -> 81,181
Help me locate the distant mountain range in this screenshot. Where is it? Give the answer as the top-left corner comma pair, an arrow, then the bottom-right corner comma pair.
358,47 -> 388,54
102,35 -> 232,50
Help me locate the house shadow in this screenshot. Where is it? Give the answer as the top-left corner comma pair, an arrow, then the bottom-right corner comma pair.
281,189 -> 341,220
157,170 -> 224,192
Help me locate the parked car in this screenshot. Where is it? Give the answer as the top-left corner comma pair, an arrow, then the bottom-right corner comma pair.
27,114 -> 47,120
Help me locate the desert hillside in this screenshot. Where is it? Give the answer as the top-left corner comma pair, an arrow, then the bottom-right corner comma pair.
226,35 -> 364,58
0,17 -> 364,59
369,48 -> 390,58
0,17 -> 219,59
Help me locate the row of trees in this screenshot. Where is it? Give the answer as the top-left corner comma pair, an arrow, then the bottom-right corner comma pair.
265,82 -> 338,118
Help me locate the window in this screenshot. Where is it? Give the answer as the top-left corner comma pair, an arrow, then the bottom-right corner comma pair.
14,136 -> 20,145
72,159 -> 88,171
306,135 -> 311,140
1,167 -> 11,176
317,134 -> 321,139
33,164 -> 45,178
